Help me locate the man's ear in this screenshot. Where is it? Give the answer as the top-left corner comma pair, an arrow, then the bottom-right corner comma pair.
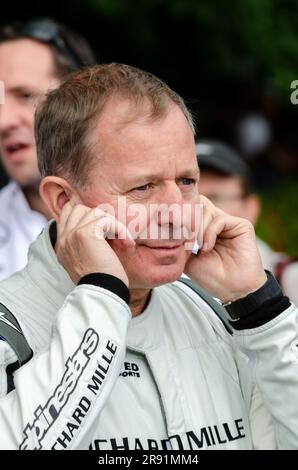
39,176 -> 80,221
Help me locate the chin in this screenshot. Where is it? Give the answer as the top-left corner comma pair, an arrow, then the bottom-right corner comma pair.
17,175 -> 41,189
130,264 -> 185,289
6,163 -> 40,188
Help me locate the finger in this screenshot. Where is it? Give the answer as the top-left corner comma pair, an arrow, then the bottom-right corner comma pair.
201,215 -> 229,253
94,214 -> 135,247
199,194 -> 217,211
200,195 -> 237,250
184,205 -> 203,252
199,194 -> 228,219
68,207 -> 135,247
57,201 -> 76,240
62,204 -> 91,236
72,206 -> 107,232
202,214 -> 252,252
198,198 -> 215,250
72,206 -> 135,246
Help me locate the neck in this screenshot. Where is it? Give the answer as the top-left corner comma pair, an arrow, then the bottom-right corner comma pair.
129,288 -> 152,317
22,186 -> 51,220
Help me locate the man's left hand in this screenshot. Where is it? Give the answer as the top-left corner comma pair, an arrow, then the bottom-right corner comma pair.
185,195 -> 267,303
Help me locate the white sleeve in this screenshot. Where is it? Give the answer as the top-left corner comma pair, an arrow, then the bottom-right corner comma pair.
233,303 -> 298,449
0,284 -> 131,450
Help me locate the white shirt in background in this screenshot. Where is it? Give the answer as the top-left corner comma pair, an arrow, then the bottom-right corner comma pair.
0,181 -> 47,280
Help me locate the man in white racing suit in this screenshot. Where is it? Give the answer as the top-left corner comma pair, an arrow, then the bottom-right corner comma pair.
0,63 -> 297,450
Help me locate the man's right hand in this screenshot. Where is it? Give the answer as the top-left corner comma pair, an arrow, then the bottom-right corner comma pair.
56,202 -> 135,287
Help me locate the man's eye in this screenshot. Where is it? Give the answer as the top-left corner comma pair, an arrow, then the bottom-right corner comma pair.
133,183 -> 152,192
18,91 -> 34,101
178,178 -> 196,186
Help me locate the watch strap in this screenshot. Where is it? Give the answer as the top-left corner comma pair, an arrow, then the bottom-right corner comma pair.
223,270 -> 283,320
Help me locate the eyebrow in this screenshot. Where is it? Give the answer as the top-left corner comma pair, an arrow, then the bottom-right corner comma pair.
8,85 -> 38,95
129,168 -> 200,183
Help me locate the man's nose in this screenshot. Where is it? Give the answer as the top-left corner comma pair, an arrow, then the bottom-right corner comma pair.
160,182 -> 184,205
156,182 -> 184,226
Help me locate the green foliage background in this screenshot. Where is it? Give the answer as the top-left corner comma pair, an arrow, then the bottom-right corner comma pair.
86,0 -> 298,95
256,180 -> 298,256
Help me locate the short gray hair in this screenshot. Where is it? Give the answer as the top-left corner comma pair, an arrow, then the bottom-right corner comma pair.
35,63 -> 195,187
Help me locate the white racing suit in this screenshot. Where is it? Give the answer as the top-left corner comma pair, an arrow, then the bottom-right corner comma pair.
0,222 -> 297,450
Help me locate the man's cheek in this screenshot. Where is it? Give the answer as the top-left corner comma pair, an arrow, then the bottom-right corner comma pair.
126,209 -> 150,240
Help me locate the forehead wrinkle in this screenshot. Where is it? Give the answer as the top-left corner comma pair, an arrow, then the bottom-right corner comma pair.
87,101 -> 196,188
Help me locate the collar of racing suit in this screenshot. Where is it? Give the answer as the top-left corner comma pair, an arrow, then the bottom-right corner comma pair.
26,220 -> 75,311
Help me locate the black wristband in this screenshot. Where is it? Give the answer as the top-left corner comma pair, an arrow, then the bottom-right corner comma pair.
78,273 -> 130,305
224,270 -> 283,320
231,295 -> 290,330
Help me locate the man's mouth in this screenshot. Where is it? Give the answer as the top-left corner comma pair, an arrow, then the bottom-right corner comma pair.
3,142 -> 31,160
140,241 -> 184,250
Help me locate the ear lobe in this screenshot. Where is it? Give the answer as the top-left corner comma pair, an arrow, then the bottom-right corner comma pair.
39,176 -> 75,221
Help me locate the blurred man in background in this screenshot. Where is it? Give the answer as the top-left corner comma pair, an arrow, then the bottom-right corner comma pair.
0,18 -> 96,279
197,139 -> 298,305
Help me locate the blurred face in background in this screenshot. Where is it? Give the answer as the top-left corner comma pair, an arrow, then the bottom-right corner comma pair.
199,169 -> 260,225
0,39 -> 59,187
